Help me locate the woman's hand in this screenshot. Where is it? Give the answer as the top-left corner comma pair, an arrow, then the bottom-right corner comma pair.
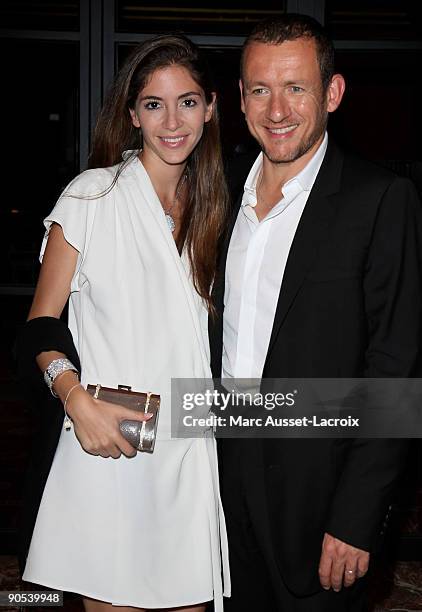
65,385 -> 153,459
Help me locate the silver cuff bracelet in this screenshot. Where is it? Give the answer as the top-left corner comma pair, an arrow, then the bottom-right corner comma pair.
44,358 -> 79,397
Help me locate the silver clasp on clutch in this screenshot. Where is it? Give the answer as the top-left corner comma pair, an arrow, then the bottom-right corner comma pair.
139,392 -> 152,451
93,383 -> 102,399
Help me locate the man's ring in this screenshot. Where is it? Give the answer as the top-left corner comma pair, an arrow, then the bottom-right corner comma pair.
346,570 -> 354,574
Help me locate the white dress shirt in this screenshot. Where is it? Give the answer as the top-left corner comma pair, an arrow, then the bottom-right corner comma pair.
222,133 -> 328,380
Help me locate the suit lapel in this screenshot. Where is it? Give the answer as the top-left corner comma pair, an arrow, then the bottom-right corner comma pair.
265,141 -> 344,363
210,150 -> 259,376
215,196 -> 242,303
209,194 -> 242,377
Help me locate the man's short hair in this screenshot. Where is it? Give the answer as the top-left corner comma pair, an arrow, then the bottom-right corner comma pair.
241,13 -> 335,91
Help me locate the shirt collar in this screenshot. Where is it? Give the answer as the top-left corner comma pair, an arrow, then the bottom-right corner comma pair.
241,132 -> 328,208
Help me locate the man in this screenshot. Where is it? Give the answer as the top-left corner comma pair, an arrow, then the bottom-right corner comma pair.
209,13 -> 422,612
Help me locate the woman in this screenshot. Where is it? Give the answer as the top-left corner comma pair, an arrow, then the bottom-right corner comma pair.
20,34 -> 230,612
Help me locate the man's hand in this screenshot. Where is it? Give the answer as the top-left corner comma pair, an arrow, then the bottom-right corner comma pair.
318,532 -> 369,591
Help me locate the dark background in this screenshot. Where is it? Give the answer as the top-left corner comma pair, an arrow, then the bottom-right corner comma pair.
0,0 -> 421,572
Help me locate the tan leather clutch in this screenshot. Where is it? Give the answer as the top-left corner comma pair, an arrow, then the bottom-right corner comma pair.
86,384 -> 160,453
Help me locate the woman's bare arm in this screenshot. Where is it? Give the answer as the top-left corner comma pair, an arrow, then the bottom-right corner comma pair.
29,223 -> 78,321
27,223 -> 151,458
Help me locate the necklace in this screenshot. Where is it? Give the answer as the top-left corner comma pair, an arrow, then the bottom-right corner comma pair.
163,174 -> 187,232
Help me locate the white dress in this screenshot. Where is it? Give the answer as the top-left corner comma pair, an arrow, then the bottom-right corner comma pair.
22,153 -> 230,610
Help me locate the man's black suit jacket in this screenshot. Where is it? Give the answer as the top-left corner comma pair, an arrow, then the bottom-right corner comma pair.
209,140 -> 422,596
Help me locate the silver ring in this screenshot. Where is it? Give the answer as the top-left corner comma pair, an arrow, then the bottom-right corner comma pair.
346,569 -> 354,574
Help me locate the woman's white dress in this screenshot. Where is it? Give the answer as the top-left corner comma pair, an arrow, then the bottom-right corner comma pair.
22,153 -> 230,610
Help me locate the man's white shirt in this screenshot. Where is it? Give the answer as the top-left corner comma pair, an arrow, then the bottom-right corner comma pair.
222,133 -> 328,380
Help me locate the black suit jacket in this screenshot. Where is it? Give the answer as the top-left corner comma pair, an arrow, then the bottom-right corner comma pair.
209,140 -> 422,595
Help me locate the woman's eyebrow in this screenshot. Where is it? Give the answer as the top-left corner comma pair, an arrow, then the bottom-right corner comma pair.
139,91 -> 201,101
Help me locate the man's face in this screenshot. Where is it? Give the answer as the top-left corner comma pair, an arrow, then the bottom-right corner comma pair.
240,38 -> 333,164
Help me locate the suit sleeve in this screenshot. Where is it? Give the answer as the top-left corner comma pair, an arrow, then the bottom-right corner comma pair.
326,176 -> 422,551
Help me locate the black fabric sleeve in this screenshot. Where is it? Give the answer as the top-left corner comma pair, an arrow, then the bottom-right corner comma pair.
15,315 -> 81,387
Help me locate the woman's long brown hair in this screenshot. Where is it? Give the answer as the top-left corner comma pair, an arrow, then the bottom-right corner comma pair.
88,34 -> 229,314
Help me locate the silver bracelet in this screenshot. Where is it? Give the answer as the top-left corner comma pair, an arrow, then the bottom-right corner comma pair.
44,358 -> 79,397
63,383 -> 81,430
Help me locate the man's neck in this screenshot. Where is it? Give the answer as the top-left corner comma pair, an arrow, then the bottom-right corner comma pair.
261,134 -> 325,193
254,134 -> 326,222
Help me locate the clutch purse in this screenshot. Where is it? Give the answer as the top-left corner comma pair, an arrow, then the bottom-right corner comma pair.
86,384 -> 160,453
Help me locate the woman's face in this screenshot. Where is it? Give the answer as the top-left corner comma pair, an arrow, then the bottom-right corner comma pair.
130,64 -> 214,169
